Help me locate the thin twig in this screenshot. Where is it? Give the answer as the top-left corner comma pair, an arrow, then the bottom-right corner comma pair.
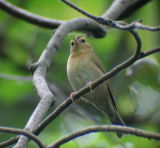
0,127 -> 45,148
0,73 -> 32,81
134,23 -> 160,31
139,47 -> 160,58
49,125 -> 160,148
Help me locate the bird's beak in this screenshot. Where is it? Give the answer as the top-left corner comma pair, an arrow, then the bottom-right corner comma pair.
74,38 -> 78,45
71,38 -> 79,48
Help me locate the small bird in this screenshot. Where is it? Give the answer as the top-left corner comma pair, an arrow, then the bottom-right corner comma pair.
67,36 -> 125,137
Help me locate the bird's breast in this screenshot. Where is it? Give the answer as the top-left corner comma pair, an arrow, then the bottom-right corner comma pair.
67,54 -> 102,91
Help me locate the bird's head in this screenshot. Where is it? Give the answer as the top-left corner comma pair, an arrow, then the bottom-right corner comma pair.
70,36 -> 91,53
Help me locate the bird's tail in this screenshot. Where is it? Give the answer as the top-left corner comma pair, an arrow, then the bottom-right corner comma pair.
108,109 -> 125,138
91,98 -> 125,137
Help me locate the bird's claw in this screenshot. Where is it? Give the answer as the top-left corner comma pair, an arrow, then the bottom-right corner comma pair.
87,81 -> 94,92
70,92 -> 77,102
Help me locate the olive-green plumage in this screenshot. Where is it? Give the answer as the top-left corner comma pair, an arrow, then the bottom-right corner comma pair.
67,36 -> 125,137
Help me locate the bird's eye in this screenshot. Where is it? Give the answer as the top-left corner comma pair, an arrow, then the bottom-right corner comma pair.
81,38 -> 86,43
71,41 -> 74,46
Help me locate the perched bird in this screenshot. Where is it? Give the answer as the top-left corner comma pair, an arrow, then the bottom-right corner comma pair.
67,36 -> 125,137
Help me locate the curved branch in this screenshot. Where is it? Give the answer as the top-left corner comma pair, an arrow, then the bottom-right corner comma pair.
0,0 -> 63,29
0,127 -> 45,148
13,17 -> 106,148
50,125 -> 160,148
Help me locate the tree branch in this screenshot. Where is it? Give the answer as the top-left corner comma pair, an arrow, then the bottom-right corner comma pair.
139,47 -> 160,59
49,125 -> 160,148
0,137 -> 19,148
61,0 -> 160,31
0,127 -> 45,148
0,0 -> 63,29
0,73 -> 32,81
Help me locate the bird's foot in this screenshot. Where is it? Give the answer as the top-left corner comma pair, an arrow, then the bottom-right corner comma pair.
87,81 -> 94,92
69,92 -> 77,102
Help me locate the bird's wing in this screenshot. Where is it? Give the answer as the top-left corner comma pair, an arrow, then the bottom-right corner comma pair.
91,53 -> 117,110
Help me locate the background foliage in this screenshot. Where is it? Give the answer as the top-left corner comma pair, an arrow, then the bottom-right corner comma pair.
0,0 -> 160,147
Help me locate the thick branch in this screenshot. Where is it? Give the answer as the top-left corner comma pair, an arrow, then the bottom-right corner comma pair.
0,0 -> 63,29
50,125 -> 160,148
0,127 -> 45,148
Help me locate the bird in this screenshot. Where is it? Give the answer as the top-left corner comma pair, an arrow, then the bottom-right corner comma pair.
67,35 -> 125,137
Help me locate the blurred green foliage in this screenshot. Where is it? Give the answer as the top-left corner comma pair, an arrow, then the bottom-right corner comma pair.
0,0 -> 160,148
